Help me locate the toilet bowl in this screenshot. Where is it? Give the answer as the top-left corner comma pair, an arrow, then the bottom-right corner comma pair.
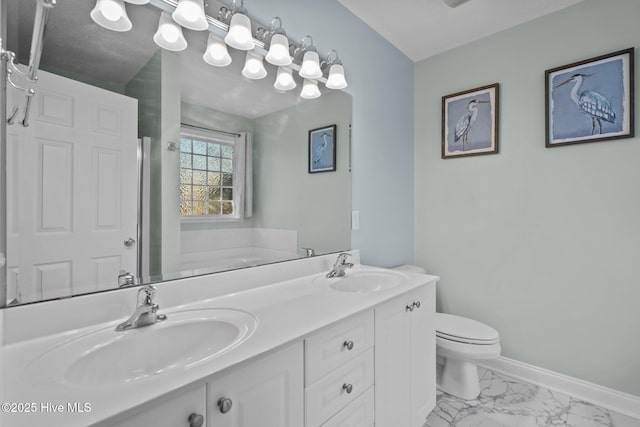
392,265 -> 501,400
436,313 -> 500,400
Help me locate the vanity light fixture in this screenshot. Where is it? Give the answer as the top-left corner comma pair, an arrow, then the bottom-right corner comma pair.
273,67 -> 296,91
300,78 -> 321,99
153,11 -> 188,51
224,0 -> 255,51
172,0 -> 208,31
264,17 -> 292,67
90,0 -> 132,32
298,36 -> 322,80
242,51 -> 267,80
203,33 -> 232,67
323,50 -> 348,90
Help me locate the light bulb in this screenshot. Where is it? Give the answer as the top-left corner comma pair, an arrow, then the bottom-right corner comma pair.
326,64 -> 348,90
172,0 -> 208,31
153,12 -> 187,51
90,0 -> 132,32
203,33 -> 232,67
274,67 -> 296,91
242,51 -> 267,80
300,79 -> 321,99
265,33 -> 291,66
299,51 -> 322,79
225,13 -> 254,50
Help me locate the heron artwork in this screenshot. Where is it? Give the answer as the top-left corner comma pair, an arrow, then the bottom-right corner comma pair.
312,132 -> 330,166
454,99 -> 490,151
554,73 -> 616,135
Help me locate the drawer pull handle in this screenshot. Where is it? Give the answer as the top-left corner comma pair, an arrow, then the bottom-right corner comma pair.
188,413 -> 204,427
343,340 -> 354,351
405,304 -> 414,312
342,383 -> 353,394
217,397 -> 233,414
413,301 -> 421,309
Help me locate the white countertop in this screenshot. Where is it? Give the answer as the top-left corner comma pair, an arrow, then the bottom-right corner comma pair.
1,255 -> 438,426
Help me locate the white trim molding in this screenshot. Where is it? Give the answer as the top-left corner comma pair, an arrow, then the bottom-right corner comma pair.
480,356 -> 640,420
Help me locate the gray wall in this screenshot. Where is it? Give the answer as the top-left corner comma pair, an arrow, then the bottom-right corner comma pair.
415,0 -> 640,395
246,0 -> 416,267
253,91 -> 352,254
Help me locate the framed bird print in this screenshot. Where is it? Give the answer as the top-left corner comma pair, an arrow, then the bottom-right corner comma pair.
308,124 -> 336,173
545,48 -> 634,147
441,83 -> 499,159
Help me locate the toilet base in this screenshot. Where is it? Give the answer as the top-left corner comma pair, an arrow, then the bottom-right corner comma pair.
438,358 -> 481,400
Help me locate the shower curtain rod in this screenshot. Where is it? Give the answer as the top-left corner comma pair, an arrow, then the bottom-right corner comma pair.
180,122 -> 242,138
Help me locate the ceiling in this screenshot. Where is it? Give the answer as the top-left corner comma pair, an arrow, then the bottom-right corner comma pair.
337,0 -> 584,62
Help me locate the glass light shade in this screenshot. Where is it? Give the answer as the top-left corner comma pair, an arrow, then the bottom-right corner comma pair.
172,0 -> 208,31
203,33 -> 232,67
265,33 -> 292,66
224,13 -> 255,50
300,79 -> 321,99
274,67 -> 296,91
153,12 -> 188,51
90,0 -> 132,32
299,51 -> 322,79
124,0 -> 149,4
242,51 -> 267,80
326,64 -> 348,89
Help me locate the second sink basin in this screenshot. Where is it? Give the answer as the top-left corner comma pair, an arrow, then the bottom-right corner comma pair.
24,308 -> 257,387
318,268 -> 407,293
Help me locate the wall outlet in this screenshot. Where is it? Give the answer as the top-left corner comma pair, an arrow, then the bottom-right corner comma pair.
351,211 -> 360,230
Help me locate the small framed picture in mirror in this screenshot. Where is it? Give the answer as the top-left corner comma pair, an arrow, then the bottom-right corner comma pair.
309,125 -> 337,173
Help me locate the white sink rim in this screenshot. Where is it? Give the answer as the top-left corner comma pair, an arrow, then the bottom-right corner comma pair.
23,308 -> 258,388
316,267 -> 408,293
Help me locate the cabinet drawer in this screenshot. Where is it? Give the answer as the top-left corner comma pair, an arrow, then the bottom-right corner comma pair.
321,386 -> 374,427
305,310 -> 374,385
305,349 -> 374,427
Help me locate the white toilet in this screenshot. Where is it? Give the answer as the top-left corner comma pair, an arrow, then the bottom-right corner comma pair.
393,265 -> 501,400
436,312 -> 500,400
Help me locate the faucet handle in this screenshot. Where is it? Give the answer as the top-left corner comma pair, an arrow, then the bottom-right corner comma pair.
336,252 -> 352,265
137,285 -> 157,305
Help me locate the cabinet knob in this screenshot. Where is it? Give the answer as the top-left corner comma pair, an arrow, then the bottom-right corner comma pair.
217,397 -> 233,414
188,413 -> 204,427
343,340 -> 354,351
413,301 -> 421,309
342,383 -> 353,394
405,304 -> 414,312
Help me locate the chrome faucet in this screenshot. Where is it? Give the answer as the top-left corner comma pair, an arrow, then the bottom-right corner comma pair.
115,285 -> 167,331
326,253 -> 354,278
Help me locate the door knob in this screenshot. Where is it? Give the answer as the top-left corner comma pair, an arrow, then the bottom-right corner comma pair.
124,237 -> 136,247
188,413 -> 204,427
217,397 -> 232,414
342,383 -> 353,394
343,340 -> 354,350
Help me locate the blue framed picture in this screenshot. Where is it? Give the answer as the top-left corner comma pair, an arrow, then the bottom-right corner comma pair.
442,83 -> 499,159
308,124 -> 336,173
546,48 -> 634,147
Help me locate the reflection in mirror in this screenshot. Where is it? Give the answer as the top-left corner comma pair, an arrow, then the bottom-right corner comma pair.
3,0 -> 351,306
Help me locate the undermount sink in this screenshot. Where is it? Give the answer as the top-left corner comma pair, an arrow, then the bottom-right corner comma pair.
24,308 -> 257,387
317,268 -> 407,293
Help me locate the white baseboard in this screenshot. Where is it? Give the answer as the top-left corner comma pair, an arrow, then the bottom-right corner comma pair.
479,357 -> 640,420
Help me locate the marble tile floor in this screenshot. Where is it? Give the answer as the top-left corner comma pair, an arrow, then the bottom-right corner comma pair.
424,368 -> 640,427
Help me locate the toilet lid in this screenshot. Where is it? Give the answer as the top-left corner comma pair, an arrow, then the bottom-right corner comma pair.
436,313 -> 499,345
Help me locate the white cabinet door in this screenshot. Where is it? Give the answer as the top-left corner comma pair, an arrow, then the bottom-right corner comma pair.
207,342 -> 304,427
374,284 -> 436,427
409,284 -> 436,426
103,385 -> 206,427
374,293 -> 411,427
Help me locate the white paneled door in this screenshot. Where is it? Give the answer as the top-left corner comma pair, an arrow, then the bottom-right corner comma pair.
7,70 -> 138,303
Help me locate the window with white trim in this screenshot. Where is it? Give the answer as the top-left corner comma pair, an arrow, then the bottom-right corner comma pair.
179,127 -> 246,220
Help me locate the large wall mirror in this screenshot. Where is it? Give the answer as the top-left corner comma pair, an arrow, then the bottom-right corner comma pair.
2,0 -> 352,306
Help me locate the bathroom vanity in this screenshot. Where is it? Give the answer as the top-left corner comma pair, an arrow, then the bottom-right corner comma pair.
0,252 -> 438,427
